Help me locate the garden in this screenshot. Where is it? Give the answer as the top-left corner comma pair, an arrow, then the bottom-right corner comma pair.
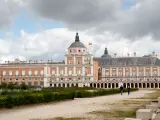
0,82 -> 138,109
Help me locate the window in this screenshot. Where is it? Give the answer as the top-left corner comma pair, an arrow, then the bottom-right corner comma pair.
68,60 -> 71,64
23,78 -> 25,81
41,78 -> 43,81
28,70 -> 32,76
22,70 -> 25,76
77,70 -> 81,74
52,70 -> 55,74
3,71 -> 6,76
9,71 -> 12,76
28,78 -> 31,81
78,78 -> 80,80
10,79 -> 12,81
77,60 -> 80,64
40,70 -> 44,75
69,70 -> 72,75
35,78 -> 37,81
16,78 -> 18,81
15,70 -> 19,76
3,79 -> 5,81
69,78 -> 72,80
79,50 -> 81,52
70,50 -> 72,52
34,70 -> 38,76
61,78 -> 63,80
60,70 -> 64,74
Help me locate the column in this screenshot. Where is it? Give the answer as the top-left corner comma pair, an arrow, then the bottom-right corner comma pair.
91,66 -> 93,81
150,67 -> 153,81
74,55 -> 76,65
158,67 -> 159,81
137,67 -> 139,81
143,67 -> 146,81
65,56 -> 67,65
123,68 -> 125,81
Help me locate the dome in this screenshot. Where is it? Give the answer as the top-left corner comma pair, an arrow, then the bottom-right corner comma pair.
101,48 -> 112,58
69,33 -> 86,48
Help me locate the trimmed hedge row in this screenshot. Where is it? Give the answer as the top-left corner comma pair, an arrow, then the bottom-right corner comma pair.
0,92 -> 74,108
75,88 -> 138,98
0,88 -> 138,108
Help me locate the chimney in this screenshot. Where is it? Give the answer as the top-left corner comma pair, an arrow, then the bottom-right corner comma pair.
152,51 -> 155,56
114,53 -> 117,58
134,52 -> 136,57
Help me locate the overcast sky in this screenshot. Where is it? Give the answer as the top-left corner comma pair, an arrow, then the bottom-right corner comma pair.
0,0 -> 160,62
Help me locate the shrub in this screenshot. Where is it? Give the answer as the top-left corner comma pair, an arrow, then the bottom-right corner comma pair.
0,82 -> 7,89
0,91 -> 75,108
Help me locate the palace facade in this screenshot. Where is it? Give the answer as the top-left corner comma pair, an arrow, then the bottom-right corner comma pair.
0,33 -> 94,88
0,33 -> 160,89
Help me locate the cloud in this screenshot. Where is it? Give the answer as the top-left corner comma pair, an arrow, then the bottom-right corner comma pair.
22,0 -> 160,40
0,0 -> 20,29
24,0 -> 121,30
0,28 -> 160,63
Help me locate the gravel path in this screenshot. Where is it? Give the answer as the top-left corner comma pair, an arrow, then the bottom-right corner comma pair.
0,90 -> 153,120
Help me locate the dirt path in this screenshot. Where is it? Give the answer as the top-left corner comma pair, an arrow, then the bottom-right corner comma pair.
0,90 -> 153,120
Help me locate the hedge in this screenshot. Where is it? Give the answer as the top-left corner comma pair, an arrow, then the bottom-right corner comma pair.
0,88 -> 138,108
0,92 -> 75,108
75,88 -> 138,98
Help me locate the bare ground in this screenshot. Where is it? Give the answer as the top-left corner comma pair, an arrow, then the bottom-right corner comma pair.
0,90 -> 153,120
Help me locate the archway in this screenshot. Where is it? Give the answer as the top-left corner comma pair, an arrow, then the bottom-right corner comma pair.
116,83 -> 118,88
63,83 -> 65,88
58,84 -> 61,87
94,83 -> 96,88
143,83 -> 146,88
155,83 -> 158,88
76,83 -> 78,87
147,83 -> 150,88
139,83 -> 142,88
159,83 -> 160,88
71,83 -> 74,87
112,83 -> 115,88
131,83 -> 134,88
135,83 -> 138,88
151,83 -> 154,88
67,83 -> 70,87
105,83 -> 107,88
108,83 -> 111,88
101,83 -> 103,88
54,84 -> 57,88
90,83 -> 93,88
123,83 -> 126,88
127,83 -> 130,87
97,83 -> 100,88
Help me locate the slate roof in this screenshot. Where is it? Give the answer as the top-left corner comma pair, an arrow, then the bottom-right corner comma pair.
69,33 -> 86,48
93,56 -> 160,67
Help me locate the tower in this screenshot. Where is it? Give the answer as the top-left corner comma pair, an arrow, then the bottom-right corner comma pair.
65,33 -> 93,82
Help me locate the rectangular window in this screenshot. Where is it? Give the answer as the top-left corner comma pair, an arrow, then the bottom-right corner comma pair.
9,71 -> 12,76
15,70 -> 19,76
3,71 -> 6,76
28,71 -> 32,76
22,70 -> 25,76
40,70 -> 44,75
34,70 -> 38,76
60,70 -> 64,74
69,70 -> 72,75
52,70 -> 55,74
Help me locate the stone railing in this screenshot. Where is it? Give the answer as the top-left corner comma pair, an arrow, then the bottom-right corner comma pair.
124,97 -> 160,120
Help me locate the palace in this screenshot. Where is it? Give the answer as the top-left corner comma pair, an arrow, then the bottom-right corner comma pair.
0,33 -> 160,89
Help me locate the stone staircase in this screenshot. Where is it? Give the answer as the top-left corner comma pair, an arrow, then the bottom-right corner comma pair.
124,97 -> 160,120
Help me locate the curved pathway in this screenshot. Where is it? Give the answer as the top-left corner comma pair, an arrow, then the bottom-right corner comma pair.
0,90 -> 153,120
